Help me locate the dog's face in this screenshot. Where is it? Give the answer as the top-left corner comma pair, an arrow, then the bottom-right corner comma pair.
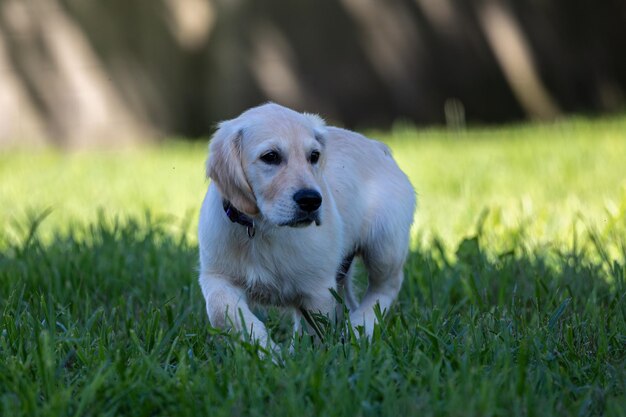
208,103 -> 327,227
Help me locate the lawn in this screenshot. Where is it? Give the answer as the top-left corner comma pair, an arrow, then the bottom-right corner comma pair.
0,116 -> 625,416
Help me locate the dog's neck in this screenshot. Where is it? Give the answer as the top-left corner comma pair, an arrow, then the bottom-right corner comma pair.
222,199 -> 256,238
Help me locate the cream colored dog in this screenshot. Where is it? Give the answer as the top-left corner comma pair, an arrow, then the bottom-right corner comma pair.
198,103 -> 415,348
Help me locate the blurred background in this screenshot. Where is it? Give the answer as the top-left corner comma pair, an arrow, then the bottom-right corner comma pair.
1,0 -> 625,148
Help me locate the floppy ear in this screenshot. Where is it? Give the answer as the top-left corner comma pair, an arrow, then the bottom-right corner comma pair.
304,112 -> 329,169
207,120 -> 259,215
304,113 -> 327,142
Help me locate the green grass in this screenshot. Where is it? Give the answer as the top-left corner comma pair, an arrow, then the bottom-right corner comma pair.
1,116 -> 625,416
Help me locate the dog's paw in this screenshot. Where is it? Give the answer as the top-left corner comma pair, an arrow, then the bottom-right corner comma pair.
254,340 -> 285,366
349,310 -> 377,338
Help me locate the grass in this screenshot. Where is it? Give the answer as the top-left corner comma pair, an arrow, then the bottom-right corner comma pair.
1,115 -> 625,416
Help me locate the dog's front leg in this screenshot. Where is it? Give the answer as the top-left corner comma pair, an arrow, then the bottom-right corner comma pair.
296,289 -> 338,342
199,273 -> 275,351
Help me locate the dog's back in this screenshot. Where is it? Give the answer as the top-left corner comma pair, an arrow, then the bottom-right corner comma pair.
323,126 -> 416,256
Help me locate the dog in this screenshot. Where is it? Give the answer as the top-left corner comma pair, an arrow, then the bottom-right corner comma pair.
198,103 -> 415,349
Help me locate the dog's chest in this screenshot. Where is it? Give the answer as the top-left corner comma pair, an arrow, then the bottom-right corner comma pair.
232,262 -> 305,307
224,237 -> 328,307
238,275 -> 301,306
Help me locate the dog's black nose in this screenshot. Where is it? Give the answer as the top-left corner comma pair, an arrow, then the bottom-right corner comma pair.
293,189 -> 322,212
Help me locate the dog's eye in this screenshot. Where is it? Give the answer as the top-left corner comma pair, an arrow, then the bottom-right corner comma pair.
260,151 -> 281,165
310,150 -> 320,164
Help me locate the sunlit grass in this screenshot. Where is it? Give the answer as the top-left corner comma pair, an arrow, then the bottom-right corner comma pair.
384,116 -> 626,248
0,142 -> 207,243
2,116 -> 625,248
1,115 -> 625,416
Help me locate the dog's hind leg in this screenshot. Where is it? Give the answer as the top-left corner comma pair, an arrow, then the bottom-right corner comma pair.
336,255 -> 358,313
349,217 -> 410,336
349,265 -> 404,336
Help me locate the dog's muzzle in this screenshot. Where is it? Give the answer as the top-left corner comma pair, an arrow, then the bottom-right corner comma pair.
285,189 -> 322,227
293,189 -> 322,212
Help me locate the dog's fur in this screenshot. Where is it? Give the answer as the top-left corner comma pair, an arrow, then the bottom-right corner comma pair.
198,103 -> 415,347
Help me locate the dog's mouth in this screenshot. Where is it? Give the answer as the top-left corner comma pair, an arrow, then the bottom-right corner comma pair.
279,213 -> 321,228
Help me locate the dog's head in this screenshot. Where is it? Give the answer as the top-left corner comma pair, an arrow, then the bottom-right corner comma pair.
207,103 -> 327,227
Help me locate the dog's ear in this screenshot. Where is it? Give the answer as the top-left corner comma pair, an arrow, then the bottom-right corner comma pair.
207,121 -> 259,215
304,113 -> 327,146
304,113 -> 329,170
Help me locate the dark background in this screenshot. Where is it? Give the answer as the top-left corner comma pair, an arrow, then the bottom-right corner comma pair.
1,0 -> 624,147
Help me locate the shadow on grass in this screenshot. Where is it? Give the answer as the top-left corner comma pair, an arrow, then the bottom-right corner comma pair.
0,212 -> 624,416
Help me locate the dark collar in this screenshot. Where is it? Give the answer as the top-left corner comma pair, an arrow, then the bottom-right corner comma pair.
222,200 -> 256,238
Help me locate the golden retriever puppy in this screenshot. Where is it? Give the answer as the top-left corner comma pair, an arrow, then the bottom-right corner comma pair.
198,103 -> 415,349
